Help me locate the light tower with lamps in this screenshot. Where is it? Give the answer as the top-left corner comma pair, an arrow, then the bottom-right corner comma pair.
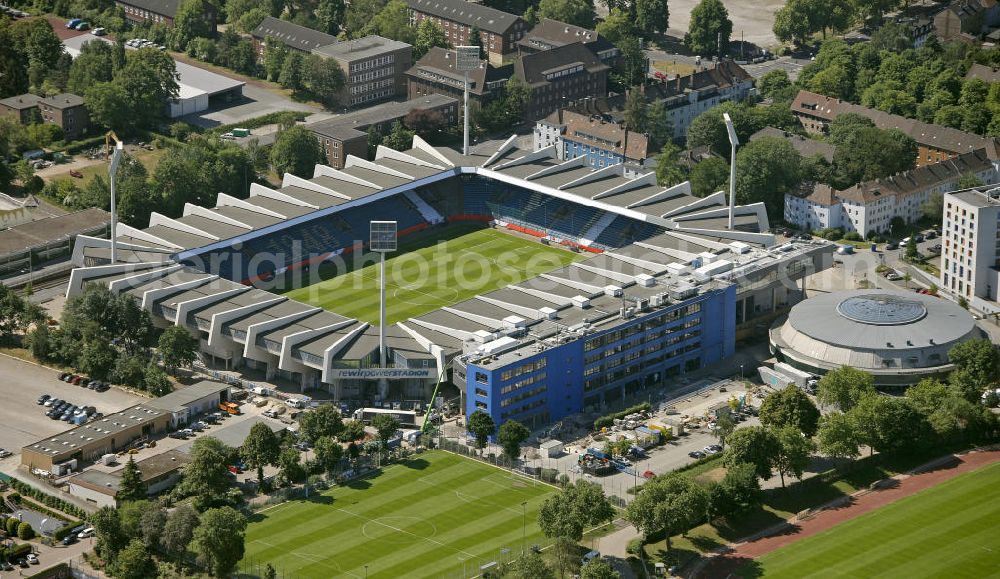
370,220 -> 397,399
109,140 -> 124,263
455,46 -> 480,156
722,112 -> 739,230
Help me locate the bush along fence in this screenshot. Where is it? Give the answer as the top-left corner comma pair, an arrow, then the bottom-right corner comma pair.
594,402 -> 653,430
8,479 -> 87,520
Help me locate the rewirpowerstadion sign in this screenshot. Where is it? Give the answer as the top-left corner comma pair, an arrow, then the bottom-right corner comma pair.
330,368 -> 435,380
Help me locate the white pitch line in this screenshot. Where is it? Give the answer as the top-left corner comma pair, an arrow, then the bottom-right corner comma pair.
336,508 -> 477,558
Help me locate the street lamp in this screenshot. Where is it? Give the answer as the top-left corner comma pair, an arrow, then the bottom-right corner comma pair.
364,565 -> 368,579
109,140 -> 124,263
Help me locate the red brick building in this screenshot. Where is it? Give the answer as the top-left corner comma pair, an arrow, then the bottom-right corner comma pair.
406,0 -> 527,65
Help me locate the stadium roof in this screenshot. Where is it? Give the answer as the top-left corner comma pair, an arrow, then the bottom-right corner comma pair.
67,135 -> 829,373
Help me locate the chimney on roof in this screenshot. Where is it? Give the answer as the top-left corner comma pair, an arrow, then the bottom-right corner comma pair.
558,107 -> 563,124
676,74 -> 681,91
623,128 -> 629,159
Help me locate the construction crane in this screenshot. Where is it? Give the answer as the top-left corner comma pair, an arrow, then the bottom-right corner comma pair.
104,130 -> 121,159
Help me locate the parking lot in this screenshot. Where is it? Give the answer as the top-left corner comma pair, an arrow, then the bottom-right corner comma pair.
0,355 -> 145,455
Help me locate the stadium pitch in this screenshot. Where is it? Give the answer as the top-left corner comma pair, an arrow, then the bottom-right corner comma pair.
242,451 -> 556,579
744,461 -> 1000,578
284,226 -> 582,324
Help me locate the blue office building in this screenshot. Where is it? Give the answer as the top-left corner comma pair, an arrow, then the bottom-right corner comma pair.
461,283 -> 736,430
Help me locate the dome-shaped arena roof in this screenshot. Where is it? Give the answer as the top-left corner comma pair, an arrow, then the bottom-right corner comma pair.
770,290 -> 982,385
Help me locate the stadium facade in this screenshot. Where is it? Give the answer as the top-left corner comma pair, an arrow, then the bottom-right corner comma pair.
65,135 -> 832,429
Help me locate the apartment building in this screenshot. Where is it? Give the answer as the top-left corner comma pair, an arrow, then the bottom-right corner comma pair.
0,93 -> 41,124
533,109 -> 649,175
38,93 -> 89,141
784,149 -> 998,236
405,47 -> 511,113
312,36 -> 413,108
406,0 -> 527,65
941,186 -> 1000,311
515,42 -> 609,121
791,90 -> 1000,167
517,18 -> 620,67
115,0 -> 216,32
251,16 -> 338,59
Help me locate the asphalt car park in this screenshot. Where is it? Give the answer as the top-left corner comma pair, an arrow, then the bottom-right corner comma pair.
0,355 -> 144,452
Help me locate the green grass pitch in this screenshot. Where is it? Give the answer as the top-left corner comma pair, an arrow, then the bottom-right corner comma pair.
284,226 -> 582,325
242,451 -> 557,578
745,461 -> 1000,578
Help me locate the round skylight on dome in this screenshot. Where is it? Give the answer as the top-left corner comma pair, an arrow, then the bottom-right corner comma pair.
836,294 -> 927,325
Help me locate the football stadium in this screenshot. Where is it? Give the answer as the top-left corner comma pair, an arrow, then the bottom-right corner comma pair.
66,135 -> 832,430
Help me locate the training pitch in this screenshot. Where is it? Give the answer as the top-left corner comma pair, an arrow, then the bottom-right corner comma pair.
284,227 -> 581,325
243,451 -> 557,578
746,461 -> 1000,578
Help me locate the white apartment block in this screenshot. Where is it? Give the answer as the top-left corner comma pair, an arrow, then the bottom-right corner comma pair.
941,187 -> 1000,313
784,149 -> 998,236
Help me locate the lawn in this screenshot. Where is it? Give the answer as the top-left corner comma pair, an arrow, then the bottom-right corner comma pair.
242,451 -> 557,579
744,461 -> 1000,578
43,146 -> 168,188
283,226 -> 582,325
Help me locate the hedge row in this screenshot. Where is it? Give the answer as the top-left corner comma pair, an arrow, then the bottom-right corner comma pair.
52,519 -> 83,541
0,542 -> 32,561
593,402 -> 653,431
8,480 -> 86,520
207,111 -> 308,135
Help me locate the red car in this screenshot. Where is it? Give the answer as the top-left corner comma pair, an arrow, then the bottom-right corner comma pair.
227,465 -> 242,474
69,170 -> 84,178
642,470 -> 655,479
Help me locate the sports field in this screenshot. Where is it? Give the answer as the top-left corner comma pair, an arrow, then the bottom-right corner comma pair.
746,461 -> 1000,578
285,226 -> 581,324
243,451 -> 557,579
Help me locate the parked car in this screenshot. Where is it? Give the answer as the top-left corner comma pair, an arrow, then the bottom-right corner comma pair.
885,241 -> 899,250
78,527 -> 95,539
58,372 -> 71,381
65,18 -> 81,28
26,554 -> 38,564
227,465 -> 242,474
62,534 -> 78,545
0,449 -> 12,458
190,422 -> 205,432
925,230 -> 937,239
688,450 -> 705,459
167,432 -> 187,440
91,26 -> 105,35
69,169 -> 84,178
914,233 -> 925,242
37,394 -> 50,405
18,558 -> 29,568
74,21 -> 89,30
96,383 -> 110,392
642,470 -> 655,479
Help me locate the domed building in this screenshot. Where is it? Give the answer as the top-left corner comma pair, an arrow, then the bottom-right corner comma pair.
769,289 -> 983,387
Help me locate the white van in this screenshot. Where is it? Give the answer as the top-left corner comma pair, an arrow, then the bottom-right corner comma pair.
285,398 -> 304,409
78,527 -> 95,539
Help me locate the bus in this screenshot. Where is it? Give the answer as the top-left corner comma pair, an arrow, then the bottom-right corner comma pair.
353,407 -> 418,427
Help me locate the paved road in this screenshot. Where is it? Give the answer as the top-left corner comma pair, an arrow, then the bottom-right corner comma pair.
742,57 -> 812,81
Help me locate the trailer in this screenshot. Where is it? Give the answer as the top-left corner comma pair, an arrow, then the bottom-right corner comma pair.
353,407 -> 418,427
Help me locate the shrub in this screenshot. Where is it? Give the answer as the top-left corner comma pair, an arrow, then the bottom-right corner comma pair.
593,402 -> 653,430
626,537 -> 643,555
843,231 -> 862,241
6,517 -> 19,535
17,522 -> 34,540
8,493 -> 19,503
539,468 -> 559,483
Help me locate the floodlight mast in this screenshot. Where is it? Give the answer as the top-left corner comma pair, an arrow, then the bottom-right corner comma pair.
370,221 -> 397,377
109,140 -> 124,263
455,46 -> 480,156
723,112 -> 739,230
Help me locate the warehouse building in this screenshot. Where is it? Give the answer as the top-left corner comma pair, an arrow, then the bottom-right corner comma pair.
66,450 -> 192,508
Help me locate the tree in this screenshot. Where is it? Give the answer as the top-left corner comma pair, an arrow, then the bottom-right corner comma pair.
759,387 -> 821,436
404,108 -> 447,133
773,425 -> 814,487
773,0 -> 812,45
139,505 -> 167,550
735,136 -> 802,219
904,236 -> 918,260
816,411 -> 861,462
537,0 -> 596,28
723,426 -> 780,481
757,69 -> 795,103
922,191 -> 945,222
91,506 -> 128,562
116,48 -> 180,132
303,54 -> 346,108
830,125 -> 917,187
16,521 -> 33,540
815,366 -> 876,411
299,403 -> 345,443
112,539 -> 156,579
278,50 -> 304,90
579,558 -> 620,579
596,9 -> 635,45
505,551 -> 556,579
177,437 -> 234,508
339,419 -> 366,442
849,393 -> 928,456
68,40 -> 115,95
948,338 -> 1000,401
161,504 -> 200,557
278,447 -> 306,484
498,420 -> 530,462
117,456 -> 147,503
690,157 -> 729,197
143,363 -> 172,396
685,0 -> 732,57
264,37 -> 288,82
381,120 -> 415,151
371,413 -> 401,450
467,24 -> 485,59
192,506 -> 248,577
77,339 -> 118,381
647,100 -> 673,150
709,461 -> 762,519
636,0 -> 668,38
314,435 -> 344,473
655,144 -> 687,187
905,378 -> 955,416
713,411 -> 736,446
539,481 -> 614,546
617,36 -> 647,89
414,19 -> 450,60
624,89 -> 647,130
271,125 -> 322,178
625,474 -> 710,550
242,421 -> 282,484
0,284 -> 45,345
171,0 -> 214,51
467,410 -> 496,449
158,325 -> 199,374
365,0 -> 415,45
316,0 -> 345,35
